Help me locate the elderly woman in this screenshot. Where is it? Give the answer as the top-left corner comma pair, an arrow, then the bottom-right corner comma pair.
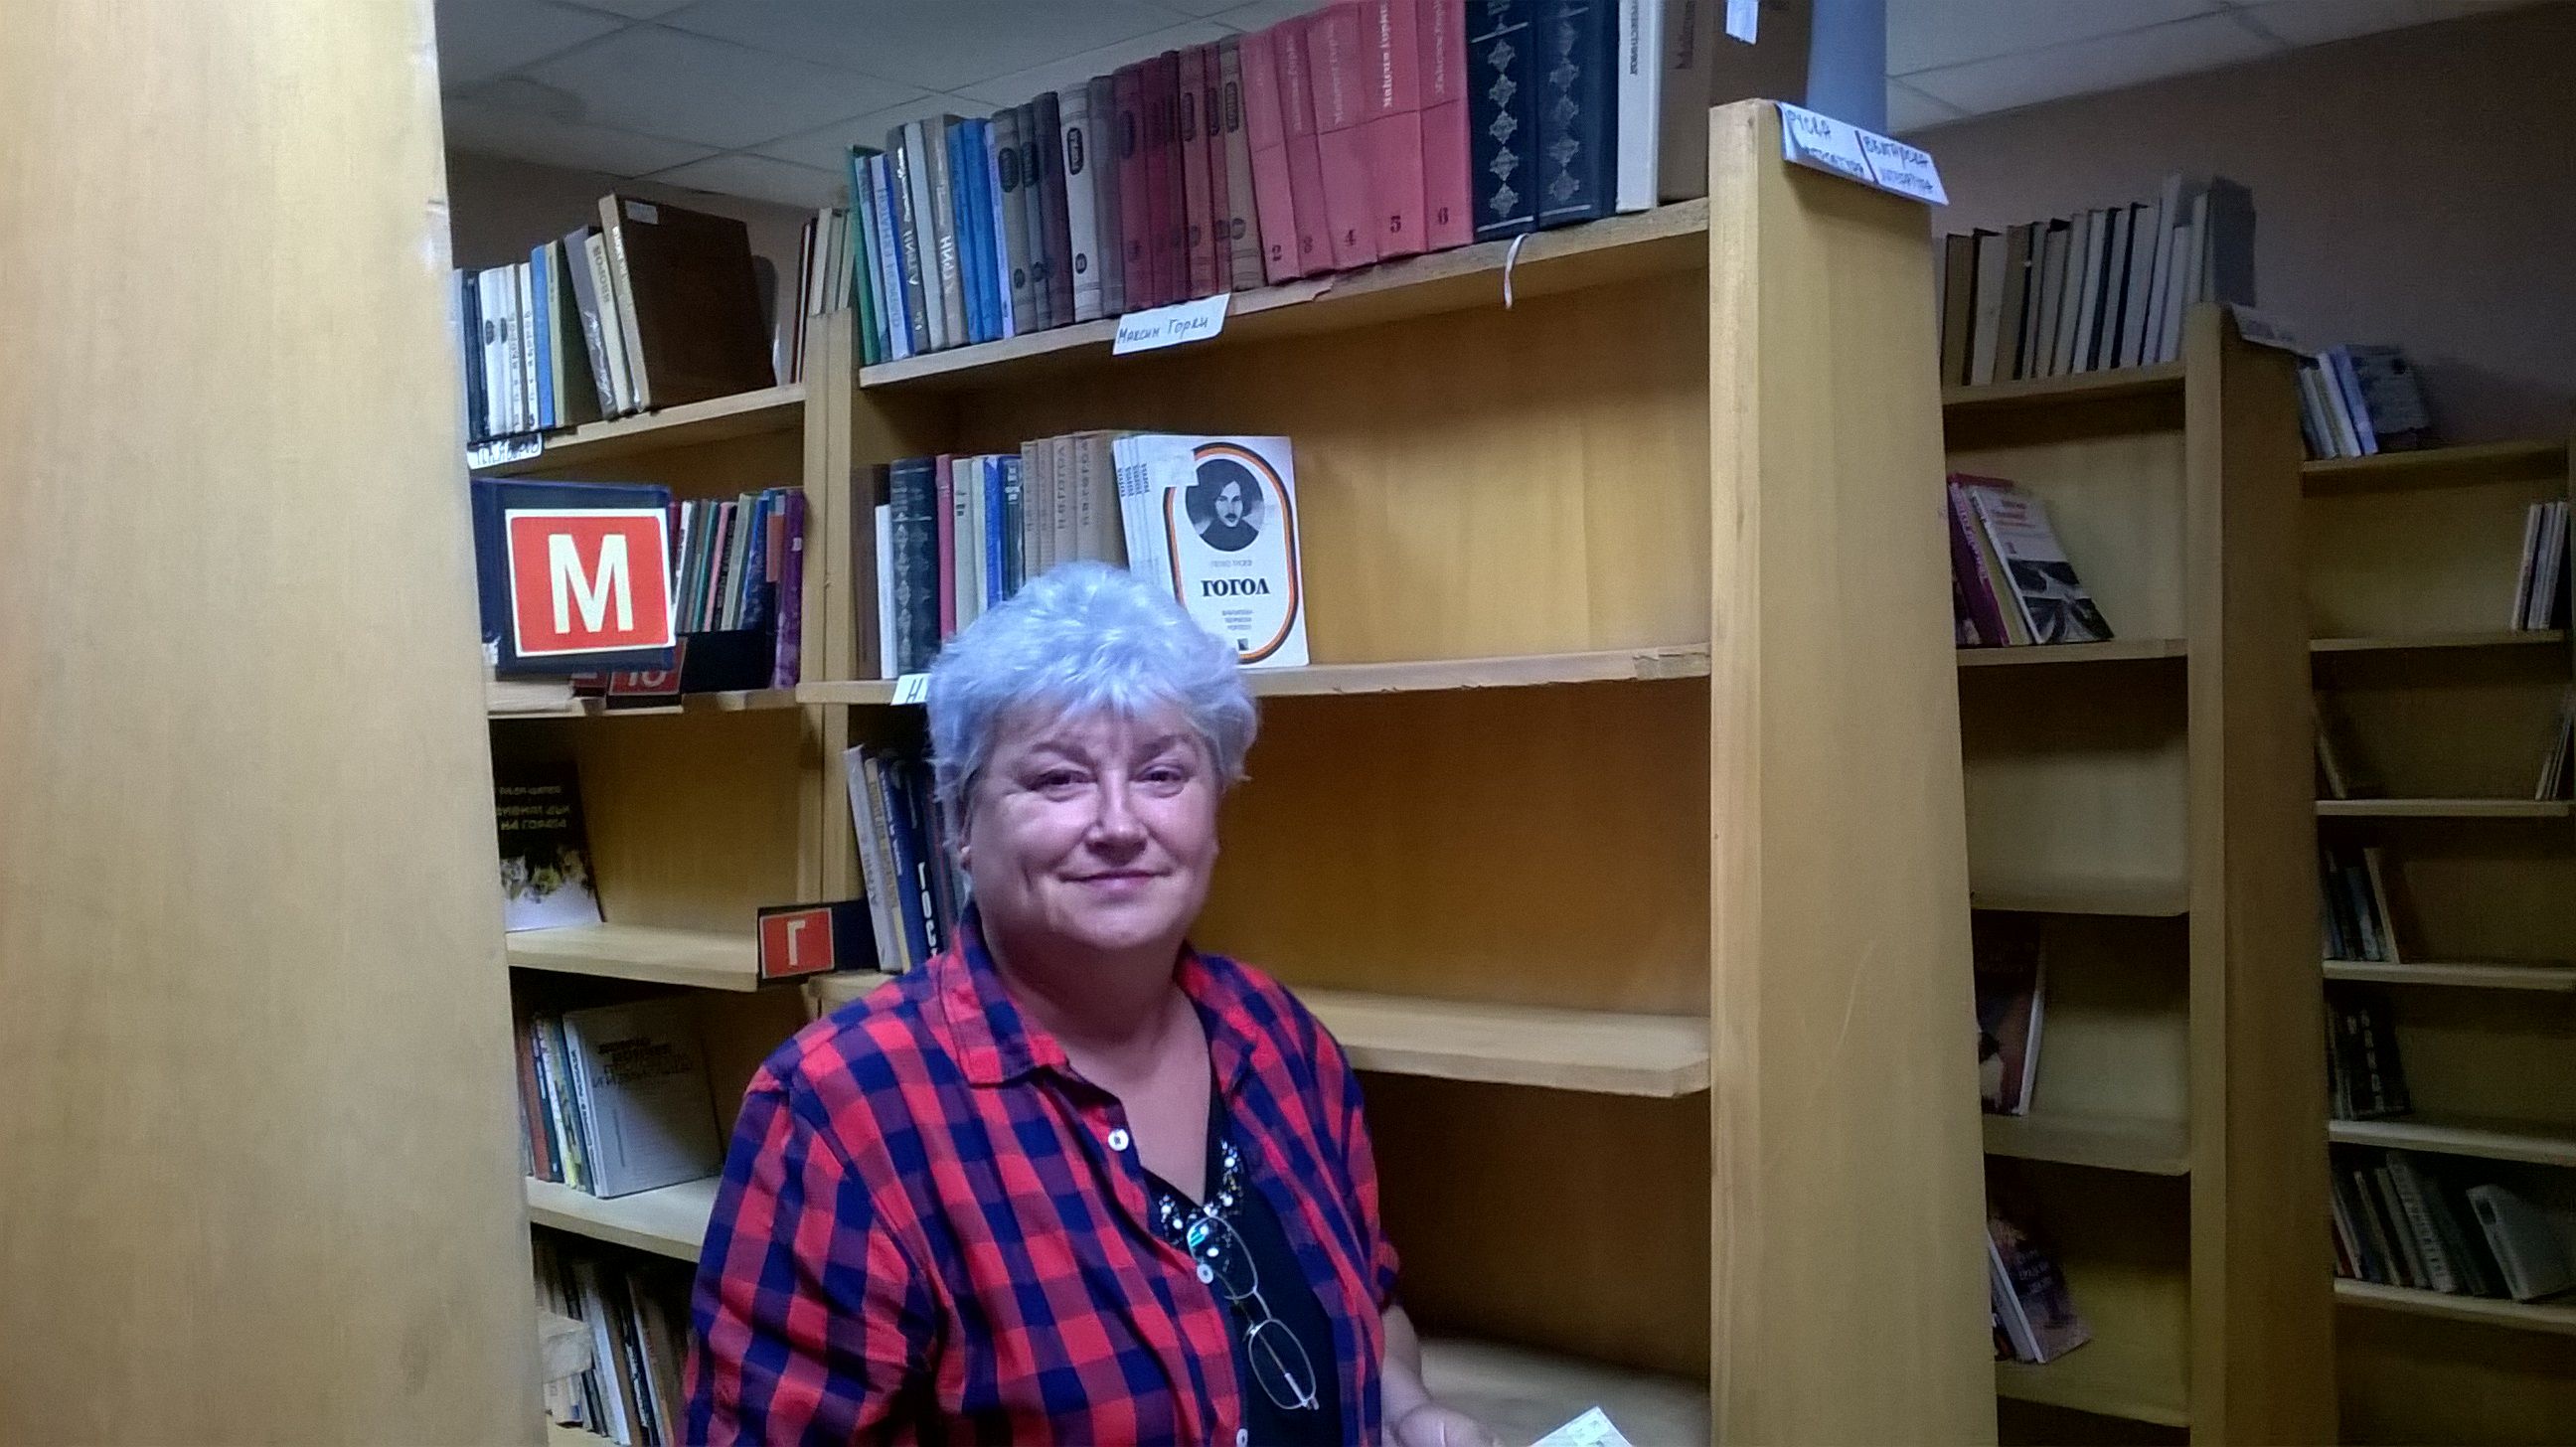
686,563 -> 1495,1446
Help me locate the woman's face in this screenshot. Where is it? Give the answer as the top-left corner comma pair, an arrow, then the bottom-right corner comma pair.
962,701 -> 1219,964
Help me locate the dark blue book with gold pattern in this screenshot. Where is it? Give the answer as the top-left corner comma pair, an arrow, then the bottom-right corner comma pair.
1467,1 -> 1537,241
1533,0 -> 1615,229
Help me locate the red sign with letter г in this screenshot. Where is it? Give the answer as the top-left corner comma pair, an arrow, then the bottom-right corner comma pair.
504,508 -> 675,659
757,907 -> 838,982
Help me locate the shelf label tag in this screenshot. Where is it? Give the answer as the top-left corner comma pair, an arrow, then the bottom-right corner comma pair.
1113,292 -> 1231,355
466,433 -> 544,471
2227,303 -> 2307,353
1724,0 -> 1758,43
1534,1408 -> 1637,1447
1776,102 -> 1947,207
890,673 -> 929,705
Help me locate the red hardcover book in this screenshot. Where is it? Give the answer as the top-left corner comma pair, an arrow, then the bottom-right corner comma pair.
1356,0 -> 1426,259
1145,53 -> 1180,307
1113,65 -> 1153,309
1240,25 -> 1306,282
1216,38 -> 1263,287
1415,0 -> 1471,250
1204,44 -> 1237,292
1273,17 -> 1339,274
933,455 -> 958,640
1303,2 -> 1379,270
1180,45 -> 1217,296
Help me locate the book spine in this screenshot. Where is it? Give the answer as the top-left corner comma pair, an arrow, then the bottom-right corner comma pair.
869,156 -> 915,359
984,458 -> 1009,607
773,490 -> 805,687
1060,86 -> 1105,323
846,155 -> 886,364
1359,0 -> 1428,256
1036,91 -> 1076,326
1654,0 -> 1715,202
1611,0 -> 1660,214
1466,2 -> 1537,240
1945,484 -> 2011,647
944,120 -> 992,345
1180,45 -> 1218,296
1016,102 -> 1054,328
892,128 -> 944,351
2386,1156 -> 2460,1293
933,456 -> 959,640
1149,54 -> 1184,305
1305,5 -> 1380,268
514,259 -> 538,433
992,108 -> 1036,333
957,458 -> 984,629
978,122 -> 1016,340
923,120 -> 970,347
1088,76 -> 1127,315
1416,0 -> 1472,249
555,232 -> 610,418
1000,456 -> 1026,597
1533,0 -> 1616,229
529,246 -> 556,430
595,199 -> 653,410
1241,27 -> 1306,282
1200,46 -> 1236,292
1216,39 -> 1264,287
889,459 -> 937,674
1114,67 -> 1154,310
458,270 -> 486,444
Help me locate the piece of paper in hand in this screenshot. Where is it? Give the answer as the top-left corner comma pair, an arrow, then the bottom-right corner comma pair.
1531,1407 -> 1636,1447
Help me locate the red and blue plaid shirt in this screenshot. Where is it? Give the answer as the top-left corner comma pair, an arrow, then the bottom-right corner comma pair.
684,909 -> 1400,1444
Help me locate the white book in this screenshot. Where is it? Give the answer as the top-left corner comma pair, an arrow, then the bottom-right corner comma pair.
1122,434 -> 1310,668
1059,86 -> 1104,322
558,999 -> 723,1199
951,456 -> 982,631
2154,213 -> 2197,367
982,127 -> 1018,339
567,1260 -> 633,1446
900,122 -> 950,352
1965,483 -> 2113,645
842,745 -> 902,975
2468,1184 -> 2576,1301
1614,0 -> 1664,213
2158,187 -> 2208,363
581,233 -> 635,414
866,155 -> 913,360
875,501 -> 897,677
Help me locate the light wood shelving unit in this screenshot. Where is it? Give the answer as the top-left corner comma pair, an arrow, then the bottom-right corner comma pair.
1945,306 -> 2332,1442
2303,428 -> 2576,1443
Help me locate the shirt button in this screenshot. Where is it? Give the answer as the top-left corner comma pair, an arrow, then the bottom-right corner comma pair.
1107,1127 -> 1131,1152
1236,1432 -> 1248,1447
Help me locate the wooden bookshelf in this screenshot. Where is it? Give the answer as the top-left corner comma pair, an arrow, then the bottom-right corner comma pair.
2307,419 -> 2576,1439
525,1175 -> 716,1263
1956,638 -> 2189,668
505,922 -> 765,992
487,687 -> 803,722
545,1422 -> 610,1447
1946,305 -> 2331,1439
476,383 -> 806,477
1420,1337 -> 1708,1446
796,646 -> 1712,707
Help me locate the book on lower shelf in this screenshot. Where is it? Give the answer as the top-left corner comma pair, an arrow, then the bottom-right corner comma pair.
498,761 -> 602,933
517,998 -> 724,1200
2295,344 -> 2435,460
1948,475 -> 2113,648
2324,983 -> 2411,1121
840,745 -> 958,975
1973,913 -> 2045,1117
535,1232 -> 693,1446
2332,1146 -> 2571,1304
2537,685 -> 2575,801
2318,844 -> 2403,965
2513,503 -> 2571,631
1987,1198 -> 2089,1366
2312,690 -> 2382,801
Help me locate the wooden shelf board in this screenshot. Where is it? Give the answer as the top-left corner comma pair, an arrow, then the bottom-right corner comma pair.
505,922 -> 760,992
545,1422 -> 610,1447
857,202 -> 1709,391
1970,879 -> 2190,917
2334,1278 -> 2576,1336
798,647 -> 1712,707
524,1175 -> 716,1262
2316,797 -> 2572,819
475,384 -> 805,476
1995,1357 -> 2190,1430
2302,438 -> 2568,496
2311,628 -> 2568,655
2329,1114 -> 2576,1168
2325,959 -> 2576,992
1956,639 -> 2187,668
1983,1112 -> 2190,1176
1942,361 -> 2184,413
488,687 -> 803,722
1419,1337 -> 1708,1447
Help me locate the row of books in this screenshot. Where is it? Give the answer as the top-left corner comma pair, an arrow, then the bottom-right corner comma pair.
2333,1147 -> 2572,1303
2295,344 -> 2432,459
514,994 -> 724,1200
1972,914 -> 2045,1118
841,745 -> 962,976
822,0 -> 1795,366
535,1235 -> 694,1445
2540,686 -> 2575,802
1937,173 -> 2252,389
861,433 -> 1308,678
2325,984 -> 2410,1121
2512,500 -> 2570,630
1986,1196 -> 2087,1366
2320,845 -> 2403,966
457,196 -> 774,448
1947,473 -> 2114,647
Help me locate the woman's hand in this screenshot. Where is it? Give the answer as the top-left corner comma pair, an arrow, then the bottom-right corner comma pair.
1390,1401 -> 1505,1447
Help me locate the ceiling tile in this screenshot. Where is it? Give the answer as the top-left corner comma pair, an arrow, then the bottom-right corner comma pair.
749,94 -> 986,170
660,0 -> 1181,92
1887,0 -> 2219,75
432,0 -> 623,89
1885,79 -> 1966,135
1207,0 -> 1324,31
952,19 -> 1235,106
442,94 -> 717,176
1903,12 -> 2278,116
1157,0 -> 1273,14
642,151 -> 846,209
518,25 -> 921,148
555,0 -> 695,16
2230,0 -> 2437,45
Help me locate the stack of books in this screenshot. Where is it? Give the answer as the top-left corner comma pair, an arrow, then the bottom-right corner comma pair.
535,1235 -> 693,1446
2334,1149 -> 2572,1303
2325,985 -> 2411,1121
513,997 -> 724,1200
2320,845 -> 2403,965
1937,173 -> 2253,388
455,196 -> 775,451
2512,500 -> 2570,631
831,0 -> 1797,365
2296,344 -> 2434,459
840,746 -> 959,976
1947,473 -> 2115,648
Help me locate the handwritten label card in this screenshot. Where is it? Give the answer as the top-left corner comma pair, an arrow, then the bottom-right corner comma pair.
890,673 -> 929,705
466,434 -> 544,471
1533,1408 -> 1638,1447
1775,102 -> 1948,208
1112,292 -> 1231,355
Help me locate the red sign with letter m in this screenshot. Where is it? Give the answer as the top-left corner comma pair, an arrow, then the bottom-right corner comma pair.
504,508 -> 675,659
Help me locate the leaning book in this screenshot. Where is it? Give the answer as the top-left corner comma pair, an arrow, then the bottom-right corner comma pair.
495,760 -> 601,932
1115,433 -> 1309,668
559,998 -> 724,1199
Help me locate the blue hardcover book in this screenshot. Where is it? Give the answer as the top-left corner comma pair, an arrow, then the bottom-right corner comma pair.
947,119 -> 993,344
982,457 -> 1008,609
527,244 -> 556,431
868,154 -> 914,360
1468,2 -> 1538,241
868,752 -> 936,967
469,477 -> 678,676
999,455 -> 1025,597
1533,0 -> 1615,229
980,119 -> 1017,339
963,118 -> 1008,342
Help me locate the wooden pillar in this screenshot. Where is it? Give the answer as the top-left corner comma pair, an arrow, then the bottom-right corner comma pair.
0,2 -> 540,1439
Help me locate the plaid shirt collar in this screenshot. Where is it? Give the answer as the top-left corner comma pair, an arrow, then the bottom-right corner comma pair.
930,906 -> 1263,1093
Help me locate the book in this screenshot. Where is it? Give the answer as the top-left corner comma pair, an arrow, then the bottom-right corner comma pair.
1275,17 -> 1343,268
593,195 -> 772,410
1954,477 -> 2114,645
2537,683 -> 2574,802
1936,233 -> 1976,388
1467,0 -> 1539,241
888,456 -> 940,674
1011,102 -> 1054,330
2513,500 -> 2568,629
1964,230 -> 2006,386
1035,90 -> 1077,325
1408,0 -> 1473,253
1945,481 -> 2012,648
1060,85 -> 1106,322
946,118 -> 997,345
1144,58 -> 1181,305
1972,914 -> 2045,1116
494,761 -> 600,932
922,118 -> 971,347
1114,65 -> 1155,308
1180,44 -> 1218,296
2346,346 -> 2433,449
1359,0 -> 1429,256
890,127 -> 946,352
2114,196 -> 2160,370
1242,24 -> 1307,283
1986,1203 -> 2089,1365
2468,1184 -> 2576,1301
1532,0 -> 1617,229
1612,0 -> 1663,214
1306,5 -> 1380,268
1115,434 -> 1309,668
2325,984 -> 2410,1120
1994,223 -> 2034,384
557,998 -> 722,1199
1090,73 -> 1129,316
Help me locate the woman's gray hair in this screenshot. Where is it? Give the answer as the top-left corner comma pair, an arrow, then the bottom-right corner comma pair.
926,561 -> 1257,825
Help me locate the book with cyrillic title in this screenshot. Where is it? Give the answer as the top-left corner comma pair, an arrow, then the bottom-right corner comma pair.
1115,433 -> 1309,668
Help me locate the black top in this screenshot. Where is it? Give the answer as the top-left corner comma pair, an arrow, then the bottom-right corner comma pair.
1144,1096 -> 1346,1446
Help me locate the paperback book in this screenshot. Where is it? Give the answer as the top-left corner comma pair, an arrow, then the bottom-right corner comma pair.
495,761 -> 601,933
1114,433 -> 1310,668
